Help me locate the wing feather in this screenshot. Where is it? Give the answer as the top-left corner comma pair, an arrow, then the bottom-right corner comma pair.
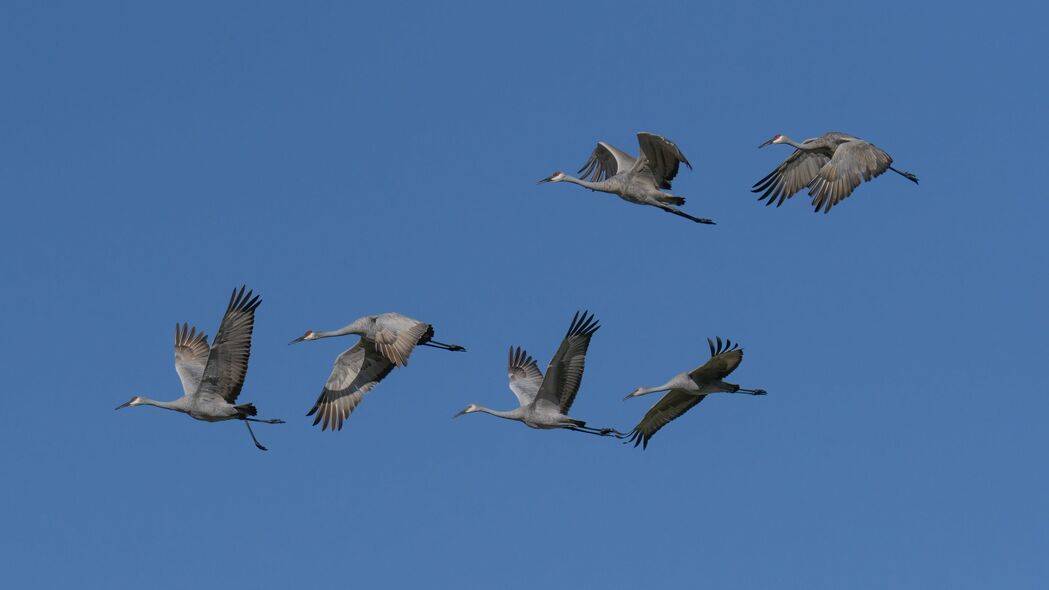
306,341 -> 395,431
578,142 -> 635,182
372,320 -> 431,367
689,337 -> 743,382
174,323 -> 210,396
751,145 -> 831,207
625,390 -> 706,449
507,346 -> 543,406
196,286 -> 261,403
807,140 -> 892,213
636,132 -> 691,189
535,311 -> 600,414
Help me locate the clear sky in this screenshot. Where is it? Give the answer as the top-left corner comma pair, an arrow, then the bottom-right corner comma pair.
1,1 -> 1045,588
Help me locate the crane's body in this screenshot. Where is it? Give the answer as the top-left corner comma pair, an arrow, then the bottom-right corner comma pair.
455,311 -> 621,436
539,132 -> 715,225
753,131 -> 918,213
115,286 -> 285,451
291,312 -> 465,431
621,337 -> 766,449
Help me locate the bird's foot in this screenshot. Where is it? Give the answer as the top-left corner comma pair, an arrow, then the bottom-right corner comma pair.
752,389 -> 767,396
255,443 -> 269,451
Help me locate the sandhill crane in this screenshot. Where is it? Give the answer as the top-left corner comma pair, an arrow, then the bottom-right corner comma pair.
115,286 -> 285,451
289,312 -> 465,431
752,131 -> 919,213
537,132 -> 715,225
620,337 -> 766,449
454,311 -> 621,436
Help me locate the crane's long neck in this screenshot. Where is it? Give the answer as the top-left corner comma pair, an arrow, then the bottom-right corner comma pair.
137,397 -> 185,412
474,405 -> 521,421
313,322 -> 365,339
631,377 -> 683,397
562,175 -> 609,192
779,135 -> 811,150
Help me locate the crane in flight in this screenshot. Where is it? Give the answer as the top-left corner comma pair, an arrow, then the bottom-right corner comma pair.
290,312 -> 465,431
538,132 -> 715,225
455,311 -> 621,436
115,286 -> 285,451
752,131 -> 919,213
620,337 -> 766,449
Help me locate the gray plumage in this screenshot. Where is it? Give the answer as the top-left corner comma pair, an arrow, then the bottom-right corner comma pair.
455,311 -> 621,436
290,312 -> 465,431
538,132 -> 715,225
115,286 -> 285,451
621,337 -> 766,449
753,131 -> 919,213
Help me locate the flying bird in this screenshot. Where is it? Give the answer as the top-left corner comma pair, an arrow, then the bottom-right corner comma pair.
538,132 -> 715,225
752,131 -> 919,213
455,311 -> 621,436
115,286 -> 285,451
620,337 -> 766,449
290,312 -> 465,431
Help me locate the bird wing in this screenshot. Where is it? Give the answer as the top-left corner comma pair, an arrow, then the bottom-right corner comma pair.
306,340 -> 395,431
577,142 -> 635,182
195,286 -> 261,403
636,132 -> 691,189
507,346 -> 543,406
751,143 -> 832,207
534,311 -> 600,415
173,323 -> 210,396
625,390 -> 707,449
372,316 -> 432,367
688,337 -> 743,383
807,139 -> 893,213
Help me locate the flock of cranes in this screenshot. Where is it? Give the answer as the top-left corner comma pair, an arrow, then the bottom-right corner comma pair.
116,130 -> 919,451
540,131 -> 917,222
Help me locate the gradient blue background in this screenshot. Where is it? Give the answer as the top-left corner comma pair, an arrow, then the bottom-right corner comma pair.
1,1 -> 1045,588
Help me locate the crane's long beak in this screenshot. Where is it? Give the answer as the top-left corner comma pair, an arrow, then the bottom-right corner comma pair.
288,335 -> 306,345
536,176 -> 552,184
758,139 -> 774,149
623,390 -> 640,401
115,400 -> 132,410
453,408 -> 469,419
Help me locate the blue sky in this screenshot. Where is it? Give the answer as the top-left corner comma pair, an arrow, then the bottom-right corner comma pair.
1,1 -> 1045,588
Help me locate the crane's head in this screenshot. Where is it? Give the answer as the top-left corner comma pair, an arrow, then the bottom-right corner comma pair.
758,134 -> 785,149
453,404 -> 480,418
537,171 -> 566,184
289,330 -> 317,345
115,396 -> 144,410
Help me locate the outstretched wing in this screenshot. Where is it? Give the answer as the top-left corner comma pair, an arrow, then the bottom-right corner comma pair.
577,142 -> 636,182
196,286 -> 261,403
507,346 -> 543,406
174,323 -> 210,396
534,311 -> 600,414
625,390 -> 706,450
751,145 -> 831,207
372,316 -> 432,367
807,140 -> 893,213
306,340 -> 395,431
636,132 -> 691,189
689,337 -> 743,383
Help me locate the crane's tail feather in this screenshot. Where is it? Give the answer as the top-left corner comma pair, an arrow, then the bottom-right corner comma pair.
235,403 -> 258,417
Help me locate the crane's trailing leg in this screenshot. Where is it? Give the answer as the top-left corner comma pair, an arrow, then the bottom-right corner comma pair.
734,388 -> 767,395
242,420 -> 268,451
658,204 -> 716,225
568,425 -> 626,437
421,340 -> 466,352
888,166 -> 919,184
